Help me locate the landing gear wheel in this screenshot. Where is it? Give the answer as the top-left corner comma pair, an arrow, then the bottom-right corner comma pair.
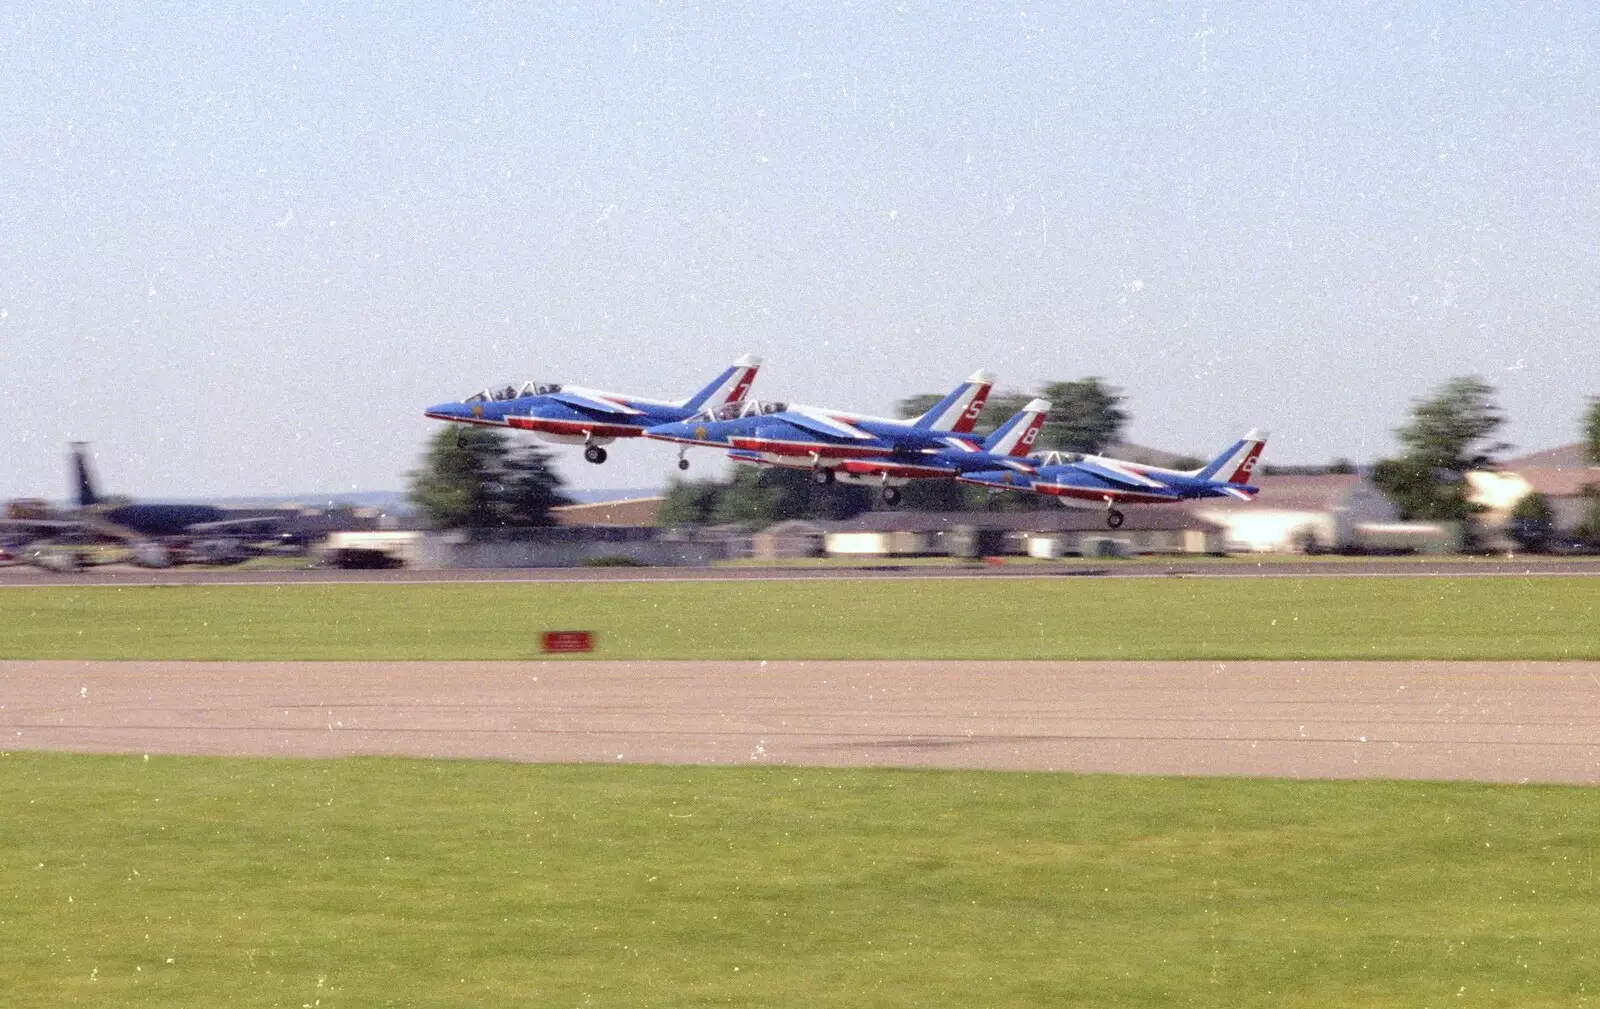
677,458 -> 690,471
881,486 -> 902,506
584,445 -> 607,464
810,468 -> 835,486
1106,508 -> 1125,529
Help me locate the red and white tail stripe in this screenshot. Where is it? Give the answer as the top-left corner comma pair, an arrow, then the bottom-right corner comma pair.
990,398 -> 1050,457
1219,429 -> 1269,484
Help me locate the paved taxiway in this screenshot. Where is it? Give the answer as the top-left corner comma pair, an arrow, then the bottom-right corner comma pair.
5,660 -> 1597,784
3,557 -> 1600,587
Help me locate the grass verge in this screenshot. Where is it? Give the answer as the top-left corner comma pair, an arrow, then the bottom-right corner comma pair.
2,753 -> 1596,1008
1,576 -> 1597,660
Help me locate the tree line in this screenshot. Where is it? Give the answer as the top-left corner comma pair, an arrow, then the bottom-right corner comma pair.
406,377 -> 1600,550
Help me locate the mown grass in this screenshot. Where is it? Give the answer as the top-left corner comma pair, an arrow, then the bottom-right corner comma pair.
2,753 -> 1596,1008
0,576 -> 1597,660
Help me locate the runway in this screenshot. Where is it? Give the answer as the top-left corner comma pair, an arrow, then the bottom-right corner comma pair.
3,556 -> 1600,587
5,660 -> 1597,785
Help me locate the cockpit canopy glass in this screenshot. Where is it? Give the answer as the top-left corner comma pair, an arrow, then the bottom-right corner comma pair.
464,382 -> 562,403
695,399 -> 788,422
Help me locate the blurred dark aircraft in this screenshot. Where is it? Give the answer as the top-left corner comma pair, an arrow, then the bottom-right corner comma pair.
0,444 -> 305,570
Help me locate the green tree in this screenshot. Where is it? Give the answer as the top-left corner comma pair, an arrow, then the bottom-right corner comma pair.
1508,492 -> 1555,553
1371,376 -> 1507,524
407,428 -> 570,529
1035,378 -> 1129,454
1585,397 -> 1600,466
658,478 -> 725,527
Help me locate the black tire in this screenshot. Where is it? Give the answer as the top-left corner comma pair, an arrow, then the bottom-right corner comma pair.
1106,509 -> 1125,529
811,468 -> 835,486
585,445 -> 607,464
881,486 -> 902,506
678,458 -> 690,471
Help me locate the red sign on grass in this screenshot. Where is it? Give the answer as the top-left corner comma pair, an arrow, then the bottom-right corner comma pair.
542,631 -> 595,654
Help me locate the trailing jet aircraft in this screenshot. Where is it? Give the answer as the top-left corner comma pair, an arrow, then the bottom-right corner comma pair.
641,370 -> 996,494
423,355 -> 761,465
724,398 -> 1051,505
957,429 -> 1269,528
0,444 -> 304,569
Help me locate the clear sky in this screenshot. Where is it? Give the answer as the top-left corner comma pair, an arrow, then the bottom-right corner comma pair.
3,3 -> 1596,500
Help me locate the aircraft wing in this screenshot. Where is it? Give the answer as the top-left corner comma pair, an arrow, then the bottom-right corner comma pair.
187,517 -> 285,535
780,409 -> 875,441
1073,459 -> 1173,491
546,391 -> 646,416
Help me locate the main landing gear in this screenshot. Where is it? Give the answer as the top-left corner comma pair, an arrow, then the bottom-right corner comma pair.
880,486 -> 902,506
1105,507 -> 1125,529
810,467 -> 836,486
583,445 -> 608,464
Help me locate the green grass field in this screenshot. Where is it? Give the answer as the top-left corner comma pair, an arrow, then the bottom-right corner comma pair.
4,753 -> 1597,1008
1,575 -> 1597,660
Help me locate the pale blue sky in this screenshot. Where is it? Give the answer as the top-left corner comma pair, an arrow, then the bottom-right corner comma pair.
3,3 -> 1596,499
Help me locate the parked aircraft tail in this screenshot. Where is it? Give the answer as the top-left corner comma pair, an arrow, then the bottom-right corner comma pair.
980,399 -> 1051,457
71,442 -> 100,508
682,354 -> 762,413
1195,429 -> 1270,484
911,370 -> 996,433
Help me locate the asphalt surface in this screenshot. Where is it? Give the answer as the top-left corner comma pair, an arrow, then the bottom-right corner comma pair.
5,660 -> 1597,784
3,557 -> 1600,586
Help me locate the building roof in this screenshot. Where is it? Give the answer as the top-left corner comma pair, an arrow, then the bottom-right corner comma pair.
550,496 -> 664,527
1186,473 -> 1368,513
1503,443 -> 1595,470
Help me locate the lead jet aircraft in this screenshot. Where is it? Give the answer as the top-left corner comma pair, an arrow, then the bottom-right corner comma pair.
957,429 -> 1269,528
424,354 -> 761,465
724,398 -> 1051,505
641,370 -> 996,493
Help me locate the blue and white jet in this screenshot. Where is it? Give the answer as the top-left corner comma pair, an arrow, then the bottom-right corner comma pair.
958,429 -> 1270,527
424,355 -> 761,465
733,398 -> 1051,505
642,370 -> 997,494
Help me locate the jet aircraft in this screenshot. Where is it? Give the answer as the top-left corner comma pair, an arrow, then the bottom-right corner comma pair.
641,370 -> 996,497
423,355 -> 761,466
958,430 -> 1270,528
0,444 -> 304,569
724,398 -> 1051,505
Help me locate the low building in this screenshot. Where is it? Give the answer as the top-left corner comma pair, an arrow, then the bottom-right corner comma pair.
1468,444 -> 1599,540
550,496 -> 664,527
1188,474 -> 1398,553
751,520 -> 826,560
819,509 -> 1226,557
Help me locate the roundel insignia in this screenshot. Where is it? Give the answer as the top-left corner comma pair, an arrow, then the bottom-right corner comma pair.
471,404 -> 484,419
695,425 -> 708,440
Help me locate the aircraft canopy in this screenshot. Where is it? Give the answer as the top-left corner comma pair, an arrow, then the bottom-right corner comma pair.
464,382 -> 562,403
695,399 -> 788,422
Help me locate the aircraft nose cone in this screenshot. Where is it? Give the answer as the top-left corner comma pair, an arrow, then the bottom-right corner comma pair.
424,401 -> 470,421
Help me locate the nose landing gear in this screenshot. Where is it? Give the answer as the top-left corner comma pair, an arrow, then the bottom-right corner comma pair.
677,448 -> 690,471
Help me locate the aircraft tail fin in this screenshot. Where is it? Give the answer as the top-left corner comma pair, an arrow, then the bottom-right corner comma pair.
912,370 -> 995,433
71,442 -> 99,508
681,354 -> 762,412
980,399 -> 1051,457
1196,429 -> 1270,484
